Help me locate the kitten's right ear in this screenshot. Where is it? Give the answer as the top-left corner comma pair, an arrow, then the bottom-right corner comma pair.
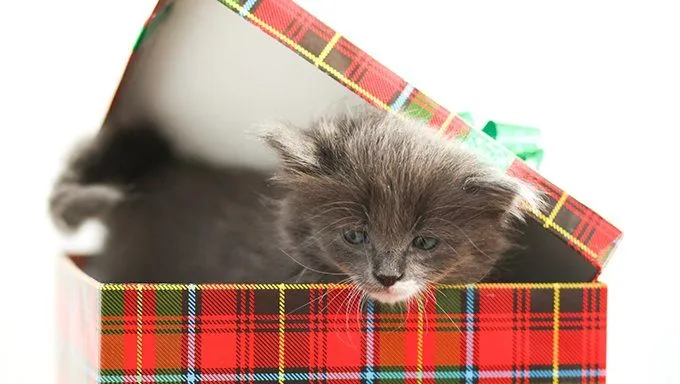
259,122 -> 320,176
462,172 -> 546,226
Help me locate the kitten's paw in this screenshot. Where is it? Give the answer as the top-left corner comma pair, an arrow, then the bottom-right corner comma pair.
49,184 -> 124,232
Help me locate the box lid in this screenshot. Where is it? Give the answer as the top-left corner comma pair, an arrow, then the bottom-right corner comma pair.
101,0 -> 621,282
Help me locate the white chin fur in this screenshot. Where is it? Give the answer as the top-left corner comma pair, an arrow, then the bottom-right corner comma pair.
368,280 -> 421,304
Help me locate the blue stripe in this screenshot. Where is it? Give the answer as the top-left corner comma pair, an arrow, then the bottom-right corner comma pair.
97,369 -> 606,383
364,300 -> 376,384
390,84 -> 414,111
186,284 -> 197,384
465,286 -> 475,384
239,0 -> 258,16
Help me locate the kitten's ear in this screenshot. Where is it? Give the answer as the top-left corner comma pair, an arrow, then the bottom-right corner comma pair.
259,122 -> 320,176
463,173 -> 545,225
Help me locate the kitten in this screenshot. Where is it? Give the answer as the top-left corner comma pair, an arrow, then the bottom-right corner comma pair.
50,108 -> 539,304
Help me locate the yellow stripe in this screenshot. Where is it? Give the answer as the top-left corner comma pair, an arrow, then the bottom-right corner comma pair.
215,0 -> 606,267
544,192 -> 570,228
314,32 -> 342,66
527,205 -> 600,262
212,2 -> 605,267
278,284 -> 286,384
218,0 -> 391,111
211,1 -> 606,261
102,283 -> 309,291
552,285 -> 561,384
99,282 -> 604,291
437,112 -> 456,136
102,283 -> 188,291
416,299 -> 424,384
136,284 -> 143,384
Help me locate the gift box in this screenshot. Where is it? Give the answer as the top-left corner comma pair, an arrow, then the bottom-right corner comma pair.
57,0 -> 620,383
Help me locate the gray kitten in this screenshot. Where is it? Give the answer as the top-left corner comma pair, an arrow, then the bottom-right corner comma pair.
50,108 -> 539,304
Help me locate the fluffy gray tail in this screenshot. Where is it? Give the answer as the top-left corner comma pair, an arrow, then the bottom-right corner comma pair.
49,123 -> 176,232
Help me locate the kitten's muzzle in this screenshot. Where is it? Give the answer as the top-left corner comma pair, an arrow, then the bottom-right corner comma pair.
373,272 -> 404,287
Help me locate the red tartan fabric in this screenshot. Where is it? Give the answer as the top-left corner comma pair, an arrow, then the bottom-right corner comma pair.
58,1 -> 620,383
210,0 -> 622,273
58,257 -> 607,384
105,0 -> 622,273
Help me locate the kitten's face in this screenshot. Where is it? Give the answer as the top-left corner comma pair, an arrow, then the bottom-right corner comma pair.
263,109 -> 535,304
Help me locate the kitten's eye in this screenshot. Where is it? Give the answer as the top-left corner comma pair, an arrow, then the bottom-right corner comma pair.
412,236 -> 438,251
343,230 -> 368,245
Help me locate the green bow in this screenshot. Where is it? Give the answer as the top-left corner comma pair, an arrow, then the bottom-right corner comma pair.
459,112 -> 544,170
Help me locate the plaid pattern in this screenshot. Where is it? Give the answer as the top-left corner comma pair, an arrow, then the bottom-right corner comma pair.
103,0 -> 622,272
202,0 -> 621,272
58,257 -> 607,384
76,2 -> 616,382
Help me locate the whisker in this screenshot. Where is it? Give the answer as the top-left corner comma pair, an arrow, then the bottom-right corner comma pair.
451,223 -> 494,261
318,284 -> 351,314
356,293 -> 366,331
424,280 -> 462,334
423,204 -> 488,216
314,200 -> 366,210
422,232 -> 460,258
278,247 -> 348,276
473,265 -> 496,284
423,218 -> 495,263
286,278 -> 352,315
284,217 -> 356,252
305,206 -> 362,222
417,295 -> 429,336
344,286 -> 362,338
329,285 -> 356,347
409,215 -> 423,233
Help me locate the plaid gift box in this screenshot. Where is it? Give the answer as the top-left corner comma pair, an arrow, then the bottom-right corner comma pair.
57,0 -> 620,383
59,256 -> 607,384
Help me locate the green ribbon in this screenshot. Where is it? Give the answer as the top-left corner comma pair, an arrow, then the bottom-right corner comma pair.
459,112 -> 544,170
133,2 -> 175,53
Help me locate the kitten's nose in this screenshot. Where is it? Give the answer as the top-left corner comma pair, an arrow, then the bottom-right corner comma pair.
373,273 -> 404,287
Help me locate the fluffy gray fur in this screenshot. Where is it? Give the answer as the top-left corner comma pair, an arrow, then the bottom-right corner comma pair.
50,107 -> 540,303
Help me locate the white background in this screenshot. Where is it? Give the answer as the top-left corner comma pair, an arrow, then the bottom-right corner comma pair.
1,1 -> 679,383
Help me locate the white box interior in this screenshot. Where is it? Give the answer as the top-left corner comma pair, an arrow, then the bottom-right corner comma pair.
110,0 -> 365,170
81,0 -> 600,283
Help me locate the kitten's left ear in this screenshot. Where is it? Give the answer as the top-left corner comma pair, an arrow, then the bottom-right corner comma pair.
259,122 -> 320,176
463,173 -> 544,224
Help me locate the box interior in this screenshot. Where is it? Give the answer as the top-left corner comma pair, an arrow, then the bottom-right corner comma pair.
95,0 -> 599,283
